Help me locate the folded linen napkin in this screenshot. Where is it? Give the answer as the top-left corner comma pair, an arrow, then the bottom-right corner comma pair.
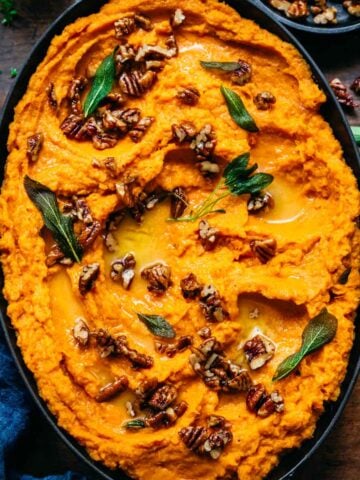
0,331 -> 86,480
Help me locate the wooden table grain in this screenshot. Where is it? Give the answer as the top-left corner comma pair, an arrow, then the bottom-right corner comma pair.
0,2 -> 359,479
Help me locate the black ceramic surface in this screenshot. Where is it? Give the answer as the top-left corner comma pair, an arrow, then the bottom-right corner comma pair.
252,0 -> 360,34
0,0 -> 359,479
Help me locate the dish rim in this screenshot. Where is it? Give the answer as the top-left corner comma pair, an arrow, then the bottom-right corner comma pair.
0,0 -> 359,479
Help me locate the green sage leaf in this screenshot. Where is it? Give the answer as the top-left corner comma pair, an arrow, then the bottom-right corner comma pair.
200,61 -> 241,72
220,85 -> 259,133
24,176 -> 83,262
123,418 -> 146,429
351,126 -> 360,145
273,308 -> 338,382
224,153 -> 273,196
137,313 -> 176,339
83,49 -> 117,117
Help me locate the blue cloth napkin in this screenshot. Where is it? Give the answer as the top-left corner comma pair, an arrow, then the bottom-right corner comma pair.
0,331 -> 87,480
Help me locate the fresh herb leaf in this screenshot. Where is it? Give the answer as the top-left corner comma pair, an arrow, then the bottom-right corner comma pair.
137,313 -> 176,339
351,126 -> 360,145
83,49 -> 117,117
171,153 -> 273,222
273,308 -> 337,381
10,67 -> 17,78
200,61 -> 241,72
123,418 -> 146,429
24,176 -> 83,262
220,85 -> 259,133
0,0 -> 17,26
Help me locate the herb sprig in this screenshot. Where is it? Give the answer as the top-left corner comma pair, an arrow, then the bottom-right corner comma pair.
273,308 -> 338,382
170,153 -> 273,222
0,0 -> 17,26
137,313 -> 176,338
221,85 -> 259,132
200,61 -> 242,72
83,48 -> 117,117
351,126 -> 360,145
24,176 -> 83,262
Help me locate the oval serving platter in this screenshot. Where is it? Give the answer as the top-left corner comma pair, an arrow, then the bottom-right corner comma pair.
0,0 -> 359,479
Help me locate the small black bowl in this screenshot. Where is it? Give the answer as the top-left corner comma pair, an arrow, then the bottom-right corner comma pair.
0,0 -> 359,479
251,0 -> 360,34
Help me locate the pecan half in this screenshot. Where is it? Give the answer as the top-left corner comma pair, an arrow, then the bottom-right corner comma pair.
61,114 -> 84,138
253,91 -> 276,110
45,244 -> 68,267
171,122 -> 197,143
78,221 -> 102,250
148,384 -> 177,410
250,238 -> 277,263
199,285 -> 229,322
155,335 -> 193,357
286,0 -> 309,18
26,133 -> 44,163
102,110 -> 129,133
180,273 -> 203,299
179,418 -> 233,459
78,263 -> 100,295
110,253 -> 136,290
246,383 -> 284,417
92,156 -> 117,177
115,335 -> 154,368
170,187 -> 188,219
119,70 -> 157,97
92,131 -> 119,150
197,326 -> 212,339
46,82 -> 58,109
73,317 -> 90,346
129,116 -> 154,142
343,0 -> 360,17
313,6 -> 338,23
243,334 -> 276,370
198,220 -> 220,251
330,78 -> 358,109
177,87 -> 200,106
141,262 -> 172,295
231,60 -> 252,86
92,328 -> 116,358
68,76 -> 87,114
247,192 -> 274,213
114,16 -> 136,38
134,13 -> 153,31
190,124 -> 216,162
95,376 -> 129,402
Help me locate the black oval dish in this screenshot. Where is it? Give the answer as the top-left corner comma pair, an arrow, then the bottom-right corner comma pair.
251,0 -> 360,34
0,0 -> 359,479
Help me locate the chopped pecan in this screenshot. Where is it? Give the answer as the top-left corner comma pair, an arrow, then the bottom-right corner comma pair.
78,221 -> 102,250
177,87 -> 200,106
45,244 -> 67,267
247,192 -> 274,213
198,220 -> 219,251
95,376 -> 129,402
166,34 -> 178,56
231,60 -> 252,86
115,335 -> 154,368
92,328 -> 117,358
148,384 -> 177,410
286,0 -> 309,18
106,92 -> 126,106
134,13 -> 153,31
92,157 -> 117,177
179,418 -> 233,459
197,326 -> 212,339
46,82 -> 58,109
190,124 -> 216,162
135,378 -> 159,403
171,8 -> 186,27
110,253 -> 136,289
74,116 -> 99,140
351,76 -> 360,95
199,285 -> 229,323
253,91 -> 276,110
141,262 -> 172,295
120,108 -> 142,125
146,401 -> 188,428
61,114 -> 84,138
313,6 -> 337,23
170,187 -> 188,219
102,109 -> 129,133
92,131 -> 118,150
73,317 -> 90,346
104,232 -> 118,252
126,401 -> 136,417
246,383 -> 284,418
129,116 -> 154,142
78,263 -> 100,295
330,78 -> 358,109
250,238 -> 277,263
119,70 -> 157,97
155,335 -> 193,357
26,133 -> 44,163
106,209 -> 126,231
180,273 -> 203,300
135,44 -> 177,62
115,44 -> 136,69
68,76 -> 87,114
243,334 -> 276,370
343,0 -> 360,17
114,16 -> 136,38
268,0 -> 291,13
145,60 -> 165,70
199,160 -> 220,176
171,122 -> 197,143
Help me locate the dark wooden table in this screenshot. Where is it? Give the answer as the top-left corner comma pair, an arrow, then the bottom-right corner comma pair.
0,1 -> 359,479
